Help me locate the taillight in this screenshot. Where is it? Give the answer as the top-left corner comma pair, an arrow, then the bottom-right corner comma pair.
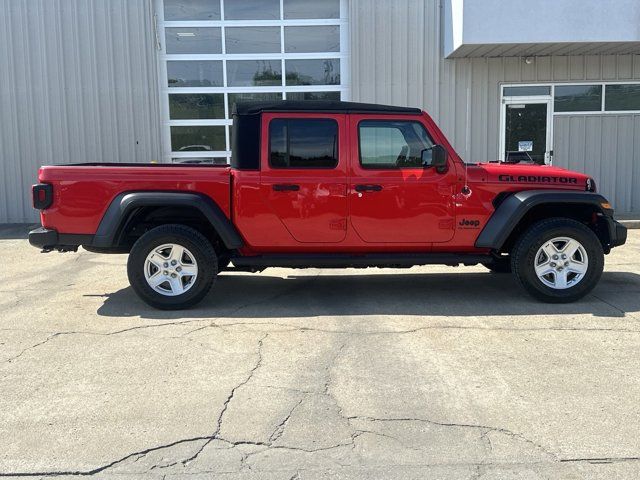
32,184 -> 53,210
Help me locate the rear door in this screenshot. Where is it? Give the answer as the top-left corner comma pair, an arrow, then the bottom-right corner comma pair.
260,113 -> 348,243
348,115 -> 457,243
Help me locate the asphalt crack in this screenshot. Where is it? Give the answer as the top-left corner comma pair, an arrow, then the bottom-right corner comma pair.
191,320 -> 640,336
269,397 -> 305,443
345,415 -> 557,460
3,284 -> 640,476
215,333 -> 267,436
3,412 -> 640,476
180,333 -> 268,466
182,271 -> 322,337
0,436 -> 212,477
4,320 -> 639,369
560,456 -> 640,464
5,333 -> 68,363
0,333 -> 269,477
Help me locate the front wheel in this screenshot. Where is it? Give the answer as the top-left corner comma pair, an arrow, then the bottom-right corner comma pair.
127,224 -> 218,310
512,218 -> 604,303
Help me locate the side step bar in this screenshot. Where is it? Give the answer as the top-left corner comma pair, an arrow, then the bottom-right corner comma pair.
231,253 -> 492,270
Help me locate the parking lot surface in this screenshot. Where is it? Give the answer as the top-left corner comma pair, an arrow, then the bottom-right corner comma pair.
1,228 -> 640,479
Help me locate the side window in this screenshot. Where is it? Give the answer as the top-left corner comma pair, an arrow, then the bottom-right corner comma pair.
269,118 -> 338,168
359,120 -> 434,168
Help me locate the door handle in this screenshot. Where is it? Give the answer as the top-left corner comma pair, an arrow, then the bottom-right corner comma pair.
272,184 -> 300,192
355,184 -> 383,192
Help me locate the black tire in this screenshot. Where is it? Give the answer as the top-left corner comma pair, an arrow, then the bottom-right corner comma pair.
484,256 -> 512,273
217,254 -> 231,272
127,224 -> 218,310
512,217 -> 604,303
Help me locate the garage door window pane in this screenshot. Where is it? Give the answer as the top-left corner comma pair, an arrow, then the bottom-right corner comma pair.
270,119 -> 338,168
228,92 -> 282,113
225,27 -> 281,54
227,60 -> 282,87
169,94 -> 225,119
171,126 -> 226,152
605,84 -> 640,111
554,85 -> 602,112
164,0 -> 220,20
166,28 -> 222,54
286,59 -> 340,86
167,61 -> 223,87
224,0 -> 279,20
284,0 -> 339,19
287,91 -> 341,101
284,26 -> 340,53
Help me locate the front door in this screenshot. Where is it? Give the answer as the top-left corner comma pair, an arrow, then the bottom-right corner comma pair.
348,116 -> 457,244
501,99 -> 552,164
260,113 -> 348,243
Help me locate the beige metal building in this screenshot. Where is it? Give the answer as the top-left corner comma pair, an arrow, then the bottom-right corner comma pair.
2,0 -> 640,223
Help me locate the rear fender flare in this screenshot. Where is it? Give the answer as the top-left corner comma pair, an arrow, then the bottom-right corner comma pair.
92,192 -> 244,249
475,190 -> 611,251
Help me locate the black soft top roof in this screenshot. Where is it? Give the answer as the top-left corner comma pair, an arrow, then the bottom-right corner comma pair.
233,100 -> 422,116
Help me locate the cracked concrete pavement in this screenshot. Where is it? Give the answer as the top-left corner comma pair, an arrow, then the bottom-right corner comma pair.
1,228 -> 640,479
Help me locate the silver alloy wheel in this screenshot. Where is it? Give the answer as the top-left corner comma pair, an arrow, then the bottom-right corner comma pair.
534,237 -> 589,290
143,243 -> 198,296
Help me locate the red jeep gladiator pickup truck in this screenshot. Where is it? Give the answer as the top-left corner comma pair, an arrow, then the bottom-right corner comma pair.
29,101 -> 627,309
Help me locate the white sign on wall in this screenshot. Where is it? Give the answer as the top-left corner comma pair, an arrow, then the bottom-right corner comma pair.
518,140 -> 533,152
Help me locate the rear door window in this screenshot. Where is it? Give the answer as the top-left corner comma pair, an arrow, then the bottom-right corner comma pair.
269,119 -> 338,168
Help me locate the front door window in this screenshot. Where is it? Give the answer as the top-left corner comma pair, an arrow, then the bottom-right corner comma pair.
358,120 -> 434,169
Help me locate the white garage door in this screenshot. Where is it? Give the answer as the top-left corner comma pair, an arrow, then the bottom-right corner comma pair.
156,0 -> 350,164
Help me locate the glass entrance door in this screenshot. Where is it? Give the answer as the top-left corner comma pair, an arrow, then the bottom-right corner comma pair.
502,100 -> 552,164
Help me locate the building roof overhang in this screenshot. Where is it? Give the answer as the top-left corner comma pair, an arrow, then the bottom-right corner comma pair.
444,0 -> 640,58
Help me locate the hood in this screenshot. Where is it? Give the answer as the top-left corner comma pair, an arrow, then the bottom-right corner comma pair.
472,162 -> 592,189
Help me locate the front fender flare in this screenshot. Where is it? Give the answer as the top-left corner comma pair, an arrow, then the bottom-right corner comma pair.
475,190 -> 612,250
92,192 -> 244,249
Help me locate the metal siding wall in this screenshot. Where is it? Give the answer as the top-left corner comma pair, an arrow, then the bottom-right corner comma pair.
350,0 -> 640,213
0,0 -> 161,223
554,115 -> 640,214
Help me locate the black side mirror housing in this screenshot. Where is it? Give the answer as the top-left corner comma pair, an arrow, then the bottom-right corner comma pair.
422,145 -> 448,174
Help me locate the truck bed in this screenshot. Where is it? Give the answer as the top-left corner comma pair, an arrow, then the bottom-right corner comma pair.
63,162 -> 228,167
38,164 -> 232,234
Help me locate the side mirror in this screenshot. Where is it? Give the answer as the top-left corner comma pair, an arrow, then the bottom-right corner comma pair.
422,145 -> 448,174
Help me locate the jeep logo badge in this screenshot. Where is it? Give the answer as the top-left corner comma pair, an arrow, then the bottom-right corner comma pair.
458,219 -> 480,228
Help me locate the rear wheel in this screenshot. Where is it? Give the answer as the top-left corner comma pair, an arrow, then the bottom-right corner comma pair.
512,218 -> 603,303
127,224 -> 217,310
